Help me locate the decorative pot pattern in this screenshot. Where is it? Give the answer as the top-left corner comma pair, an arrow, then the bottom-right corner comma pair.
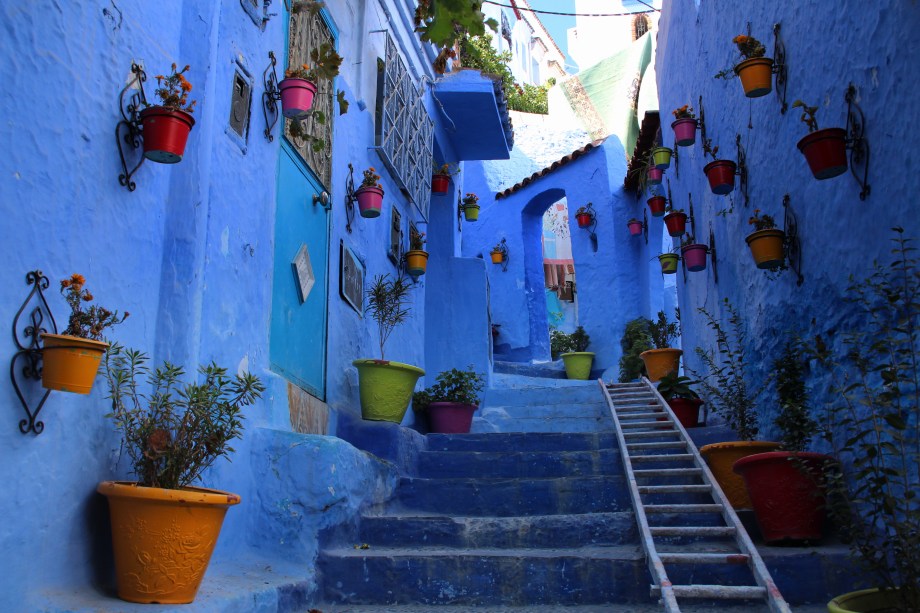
658,253 -> 679,275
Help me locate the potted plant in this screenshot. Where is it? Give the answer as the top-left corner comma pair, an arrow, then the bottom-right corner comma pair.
356,167 -> 384,218
652,146 -> 673,170
99,344 -> 264,603
431,162 -> 458,194
618,317 -> 653,382
656,372 -> 704,428
574,206 -> 594,228
405,228 -> 428,276
412,366 -> 485,433
279,37 -> 343,119
701,141 -> 737,195
792,99 -> 848,180
813,229 -> 919,612
639,310 -> 682,382
552,326 -> 594,380
41,274 -> 128,394
663,205 -> 687,237
141,64 -> 197,163
657,250 -> 679,274
353,274 -> 424,422
745,209 -> 785,269
647,192 -> 666,217
489,242 -> 504,265
680,234 -> 708,272
462,193 -> 480,221
733,338 -> 833,544
647,165 -> 663,186
714,34 -> 774,98
671,104 -> 698,147
693,299 -> 780,509
627,218 -> 644,236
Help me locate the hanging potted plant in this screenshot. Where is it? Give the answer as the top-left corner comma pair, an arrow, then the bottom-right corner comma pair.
671,104 -> 698,147
412,366 -> 485,434
431,162 -> 458,195
651,146 -> 673,170
702,141 -> 737,195
353,274 -> 424,423
792,100 -> 848,180
693,299 -> 781,509
574,205 -> 594,228
714,34 -> 773,98
657,250 -> 679,274
279,39 -> 343,119
489,242 -> 504,264
745,209 -> 786,269
663,205 -> 687,237
355,167 -> 384,218
41,274 -> 128,394
462,193 -> 480,221
551,326 -> 594,380
680,234 -> 708,272
99,344 -> 264,603
627,218 -> 644,236
639,311 -> 682,382
656,372 -> 704,428
405,228 -> 428,276
647,165 -> 663,186
141,64 -> 197,163
647,192 -> 666,217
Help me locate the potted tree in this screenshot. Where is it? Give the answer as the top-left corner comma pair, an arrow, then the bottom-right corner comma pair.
694,299 -> 780,509
671,104 -> 698,147
41,274 -> 128,394
618,317 -> 653,382
680,234 -> 708,272
405,228 -> 428,276
714,34 -> 774,98
745,209 -> 786,269
431,161 -> 458,194
356,167 -> 384,218
792,99 -> 848,180
412,366 -> 485,434
353,274 -> 424,422
141,64 -> 196,163
656,372 -> 704,428
462,193 -> 480,221
99,344 -> 264,603
639,311 -> 681,382
556,326 -> 594,380
278,35 -> 343,119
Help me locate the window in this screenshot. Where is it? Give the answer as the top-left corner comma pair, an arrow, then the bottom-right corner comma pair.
388,206 -> 403,265
633,15 -> 650,40
228,70 -> 252,140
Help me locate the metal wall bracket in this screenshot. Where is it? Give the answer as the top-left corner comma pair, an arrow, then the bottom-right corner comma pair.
736,134 -> 749,207
342,163 -> 357,233
698,95 -> 708,155
262,51 -> 282,142
845,84 -> 871,200
672,144 -> 679,179
772,23 -> 789,114
643,208 -> 649,244
709,225 -> 718,285
492,238 -> 510,272
115,63 -> 148,192
687,192 -> 696,238
579,202 -> 599,253
457,194 -> 464,232
782,194 -> 804,285
11,271 -> 58,435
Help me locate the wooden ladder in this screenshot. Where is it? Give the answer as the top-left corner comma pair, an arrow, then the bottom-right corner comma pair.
599,378 -> 791,613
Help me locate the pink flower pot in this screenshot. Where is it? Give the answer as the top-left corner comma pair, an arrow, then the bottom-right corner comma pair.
681,243 -> 708,272
278,78 -> 317,119
797,128 -> 848,180
647,167 -> 663,186
431,174 -> 449,194
671,118 -> 698,147
428,402 -> 477,434
663,211 -> 687,237
703,159 -> 737,195
647,196 -> 666,217
627,219 -> 643,236
356,186 -> 384,218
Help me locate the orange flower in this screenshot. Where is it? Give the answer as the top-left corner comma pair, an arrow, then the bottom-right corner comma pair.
83,292 -> 94,302
733,35 -> 749,44
178,75 -> 192,92
70,273 -> 86,285
60,279 -> 72,289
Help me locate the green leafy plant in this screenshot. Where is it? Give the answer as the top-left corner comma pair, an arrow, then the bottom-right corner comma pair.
771,338 -> 816,452
365,274 -> 413,360
791,100 -> 819,133
618,317 -> 653,382
409,228 -> 426,251
656,372 -> 701,402
152,64 -> 196,113
414,1 -> 498,74
458,34 -> 552,114
549,326 -> 590,359
284,41 -> 343,84
59,273 -> 129,341
463,192 -> 479,205
715,34 -> 767,79
693,299 -> 759,441
433,161 -> 459,176
412,366 -> 485,413
649,310 -> 680,349
104,344 -> 265,490
811,228 -> 920,610
748,208 -> 777,232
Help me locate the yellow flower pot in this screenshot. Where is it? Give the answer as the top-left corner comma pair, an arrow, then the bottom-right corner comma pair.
40,333 -> 109,394
405,250 -> 429,276
560,352 -> 595,380
639,348 -> 682,382
490,251 -> 503,264
746,229 -> 785,269
699,441 -> 781,509
463,203 -> 480,221
353,359 -> 425,423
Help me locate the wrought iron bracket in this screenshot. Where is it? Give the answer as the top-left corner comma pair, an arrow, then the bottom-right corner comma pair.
492,238 -> 510,272
772,23 -> 789,114
580,202 -> 599,253
698,95 -> 708,155
845,84 -> 871,200
687,192 -> 696,238
709,225 -> 718,285
457,194 -> 464,232
11,271 -> 58,435
643,208 -> 649,244
736,134 -> 749,207
115,63 -> 148,192
262,51 -> 283,142
782,194 -> 804,285
673,144 -> 679,179
342,163 -> 357,233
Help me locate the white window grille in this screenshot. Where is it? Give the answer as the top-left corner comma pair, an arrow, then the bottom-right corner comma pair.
375,33 -> 434,220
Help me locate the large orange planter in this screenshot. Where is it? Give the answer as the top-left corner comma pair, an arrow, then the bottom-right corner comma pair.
97,481 -> 240,604
746,229 -> 785,269
40,333 -> 109,394
734,57 -> 774,98
639,348 -> 682,382
699,441 -> 781,509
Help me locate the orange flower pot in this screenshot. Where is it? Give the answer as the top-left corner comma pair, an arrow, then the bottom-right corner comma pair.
746,229 -> 786,269
734,57 -> 774,98
490,251 -> 503,264
699,441 -> 781,508
405,250 -> 429,276
639,348 -> 682,382
40,333 -> 109,394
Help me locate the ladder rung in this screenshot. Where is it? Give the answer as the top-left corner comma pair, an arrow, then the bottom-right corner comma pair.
645,504 -> 724,513
658,552 -> 749,564
621,421 -> 674,428
639,484 -> 711,494
627,441 -> 686,449
622,431 -> 681,438
618,412 -> 665,419
649,526 -> 736,536
630,454 -> 695,462
633,468 -> 701,477
615,405 -> 659,411
653,585 -> 767,599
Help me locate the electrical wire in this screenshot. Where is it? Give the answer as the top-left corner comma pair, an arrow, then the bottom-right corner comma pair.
482,1 -> 659,17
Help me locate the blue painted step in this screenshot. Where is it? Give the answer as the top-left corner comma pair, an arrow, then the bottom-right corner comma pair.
417,448 -> 623,478
426,432 -> 616,452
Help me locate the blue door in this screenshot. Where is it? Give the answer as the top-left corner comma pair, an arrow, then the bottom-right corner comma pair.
270,142 -> 330,398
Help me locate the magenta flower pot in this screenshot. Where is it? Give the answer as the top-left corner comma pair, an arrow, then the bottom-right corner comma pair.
627,219 -> 643,236
356,186 -> 384,218
671,118 -> 698,147
703,159 -> 737,195
647,167 -> 663,186
681,243 -> 708,272
428,402 -> 477,434
278,78 -> 317,119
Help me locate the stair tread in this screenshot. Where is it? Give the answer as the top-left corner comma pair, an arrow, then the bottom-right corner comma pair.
322,545 -> 644,559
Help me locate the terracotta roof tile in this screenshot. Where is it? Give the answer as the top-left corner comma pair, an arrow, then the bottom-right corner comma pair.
623,111 -> 661,192
495,139 -> 606,200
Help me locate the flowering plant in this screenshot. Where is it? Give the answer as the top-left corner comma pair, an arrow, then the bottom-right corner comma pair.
791,100 -> 819,133
409,228 -> 426,251
490,242 -> 504,254
433,161 -> 459,176
672,105 -> 695,120
463,193 -> 479,205
575,206 -> 593,217
715,35 -> 767,79
59,274 -> 128,341
152,64 -> 196,113
748,209 -> 776,231
360,167 -> 381,189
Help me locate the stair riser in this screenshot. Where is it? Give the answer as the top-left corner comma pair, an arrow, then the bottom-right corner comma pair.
418,450 -> 623,479
482,386 -> 603,407
478,402 -> 608,419
471,416 -> 611,434
427,433 -> 616,452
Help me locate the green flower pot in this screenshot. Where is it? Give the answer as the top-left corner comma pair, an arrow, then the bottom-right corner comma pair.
560,352 -> 595,380
827,588 -> 905,612
353,359 -> 425,423
652,146 -> 672,170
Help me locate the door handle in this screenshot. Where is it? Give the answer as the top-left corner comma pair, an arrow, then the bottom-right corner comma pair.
312,191 -> 331,211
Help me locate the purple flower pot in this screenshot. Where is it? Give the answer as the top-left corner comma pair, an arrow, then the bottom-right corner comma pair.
278,78 -> 318,119
671,118 -> 698,147
356,186 -> 384,218
428,402 -> 477,434
647,167 -> 663,185
681,243 -> 708,272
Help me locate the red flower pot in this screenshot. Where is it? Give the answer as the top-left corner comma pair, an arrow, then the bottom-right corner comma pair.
431,174 -> 449,194
667,397 -> 702,428
671,118 -> 698,146
733,451 -> 834,544
647,167 -> 663,185
627,219 -> 643,236
663,211 -> 687,237
703,160 -> 737,195
647,196 -> 666,218
278,78 -> 317,119
576,213 -> 592,228
428,402 -> 477,434
681,243 -> 707,272
797,128 -> 848,180
356,186 -> 384,218
140,106 -> 195,164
